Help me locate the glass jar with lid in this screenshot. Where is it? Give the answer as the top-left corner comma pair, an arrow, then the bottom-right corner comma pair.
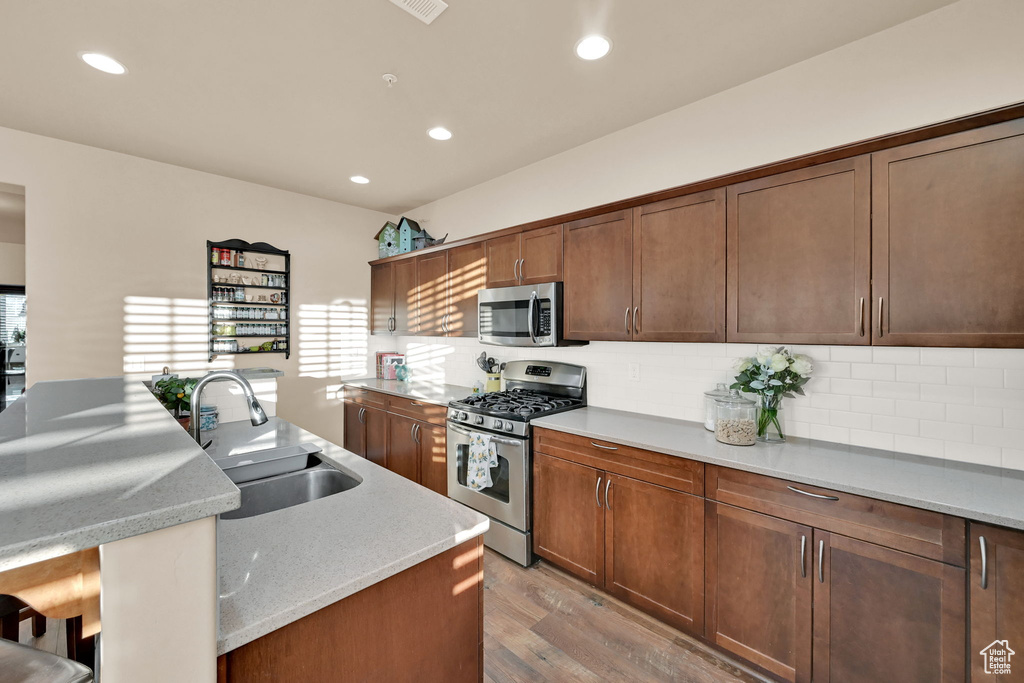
703,383 -> 732,431
714,390 -> 757,446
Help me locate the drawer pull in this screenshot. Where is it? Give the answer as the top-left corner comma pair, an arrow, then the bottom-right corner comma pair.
590,442 -> 618,451
595,476 -> 603,508
410,402 -> 424,406
800,534 -> 807,578
787,485 -> 839,501
980,535 -> 988,590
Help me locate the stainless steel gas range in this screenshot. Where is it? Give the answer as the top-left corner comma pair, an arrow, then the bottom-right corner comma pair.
446,360 -> 586,566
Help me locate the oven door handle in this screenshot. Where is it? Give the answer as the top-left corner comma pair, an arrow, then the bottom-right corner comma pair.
527,290 -> 539,345
448,422 -> 522,447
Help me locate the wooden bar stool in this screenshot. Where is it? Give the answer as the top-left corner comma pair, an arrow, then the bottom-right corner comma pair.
0,595 -> 46,641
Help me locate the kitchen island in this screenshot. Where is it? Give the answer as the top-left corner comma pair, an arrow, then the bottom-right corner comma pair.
0,376 -> 488,683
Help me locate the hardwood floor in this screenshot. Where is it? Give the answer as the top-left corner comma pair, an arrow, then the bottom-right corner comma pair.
484,550 -> 769,683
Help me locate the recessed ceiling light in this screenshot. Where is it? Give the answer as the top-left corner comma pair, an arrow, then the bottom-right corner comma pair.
80,52 -> 127,75
350,175 -> 370,184
428,127 -> 452,141
575,35 -> 611,61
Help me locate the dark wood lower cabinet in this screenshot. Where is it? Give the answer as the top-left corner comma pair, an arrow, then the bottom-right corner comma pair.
970,523 -> 1024,681
705,501 -> 812,683
342,402 -> 387,468
604,474 -> 704,636
417,422 -> 447,496
814,531 -> 965,683
386,412 -> 421,482
533,452 -> 605,585
218,538 -> 484,683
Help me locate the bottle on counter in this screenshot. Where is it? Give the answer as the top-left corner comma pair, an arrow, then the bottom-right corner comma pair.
714,390 -> 757,446
703,383 -> 732,432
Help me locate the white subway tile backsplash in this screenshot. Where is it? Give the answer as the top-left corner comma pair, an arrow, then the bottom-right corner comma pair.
975,349 -> 1024,369
850,363 -> 894,381
946,366 -> 1004,388
375,337 -> 1024,469
894,400 -> 945,421
895,365 -> 946,384
873,347 -> 920,364
849,396 -> 896,415
872,414 -> 919,436
830,378 -> 874,397
894,435 -> 944,459
919,348 -> 974,367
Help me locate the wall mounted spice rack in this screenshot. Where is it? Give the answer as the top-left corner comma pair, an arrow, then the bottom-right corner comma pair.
208,239 -> 291,361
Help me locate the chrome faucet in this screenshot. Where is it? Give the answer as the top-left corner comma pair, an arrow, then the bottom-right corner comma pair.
189,370 -> 269,445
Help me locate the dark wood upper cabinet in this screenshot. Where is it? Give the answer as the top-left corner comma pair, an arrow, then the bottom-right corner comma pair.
416,251 -> 448,336
446,242 -> 485,337
485,234 -> 521,288
563,209 -> 634,341
604,474 -> 704,637
417,422 -> 447,497
970,523 -> 1024,681
533,452 -> 605,586
520,225 -> 563,284
872,119 -> 1024,347
633,189 -> 725,342
813,531 -> 965,683
728,156 -> 871,345
392,258 -> 418,336
705,501 -> 812,683
370,263 -> 394,336
385,413 -> 420,483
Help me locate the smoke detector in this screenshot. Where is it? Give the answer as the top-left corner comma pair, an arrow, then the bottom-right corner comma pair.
388,0 -> 448,25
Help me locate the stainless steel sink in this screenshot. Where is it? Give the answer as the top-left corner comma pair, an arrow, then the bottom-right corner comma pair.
220,463 -> 361,520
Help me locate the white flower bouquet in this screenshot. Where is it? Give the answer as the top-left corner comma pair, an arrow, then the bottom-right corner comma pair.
731,347 -> 813,442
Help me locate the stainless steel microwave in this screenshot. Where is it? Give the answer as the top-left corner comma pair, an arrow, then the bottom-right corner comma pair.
477,283 -> 585,347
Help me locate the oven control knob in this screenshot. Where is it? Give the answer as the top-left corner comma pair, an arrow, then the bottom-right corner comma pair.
474,415 -> 484,425
504,423 -> 514,433
493,420 -> 503,430
458,412 -> 468,421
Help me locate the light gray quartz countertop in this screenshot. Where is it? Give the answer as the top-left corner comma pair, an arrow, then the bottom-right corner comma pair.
0,377 -> 240,572
340,378 -> 472,406
212,418 -> 489,655
533,406 -> 1024,531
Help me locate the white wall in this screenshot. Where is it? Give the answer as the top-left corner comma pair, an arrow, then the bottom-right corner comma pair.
388,0 -> 1024,469
0,126 -> 387,445
0,242 -> 25,286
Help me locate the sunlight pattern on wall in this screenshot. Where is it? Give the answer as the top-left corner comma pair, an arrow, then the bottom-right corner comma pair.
297,300 -> 369,399
122,296 -> 232,381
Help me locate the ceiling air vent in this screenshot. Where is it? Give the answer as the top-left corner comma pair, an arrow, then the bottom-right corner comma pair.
389,0 -> 448,25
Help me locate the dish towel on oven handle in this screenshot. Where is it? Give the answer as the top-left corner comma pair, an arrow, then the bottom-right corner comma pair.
467,432 -> 498,491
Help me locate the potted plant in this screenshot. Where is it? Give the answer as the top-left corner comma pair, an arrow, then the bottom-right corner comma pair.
731,347 -> 813,443
153,376 -> 198,430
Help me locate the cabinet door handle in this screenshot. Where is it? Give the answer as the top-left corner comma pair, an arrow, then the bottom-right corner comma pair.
518,258 -> 525,283
625,308 -> 631,334
590,442 -> 618,451
604,479 -> 612,510
858,297 -> 865,337
358,407 -> 365,424
800,534 -> 807,578
633,307 -> 640,334
595,476 -> 603,508
980,535 -> 988,589
412,423 -> 421,444
877,297 -> 884,338
787,485 -> 839,501
818,539 -> 825,584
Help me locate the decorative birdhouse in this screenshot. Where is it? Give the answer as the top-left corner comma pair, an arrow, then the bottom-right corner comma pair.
396,217 -> 422,254
374,222 -> 399,259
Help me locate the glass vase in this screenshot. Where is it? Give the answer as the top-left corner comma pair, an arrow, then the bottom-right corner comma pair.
757,394 -> 785,443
